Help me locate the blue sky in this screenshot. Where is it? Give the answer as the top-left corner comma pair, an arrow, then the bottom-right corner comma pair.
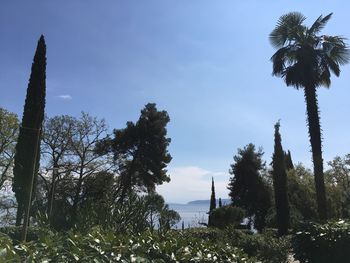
1,1 -> 350,203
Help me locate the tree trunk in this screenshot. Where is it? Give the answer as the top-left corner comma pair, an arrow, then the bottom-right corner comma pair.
71,167 -> 84,225
304,86 -> 327,220
15,201 -> 23,226
47,165 -> 57,223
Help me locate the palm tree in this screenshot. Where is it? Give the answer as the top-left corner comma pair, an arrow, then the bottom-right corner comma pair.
270,12 -> 349,220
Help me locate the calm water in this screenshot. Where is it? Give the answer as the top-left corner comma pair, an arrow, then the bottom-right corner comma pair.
168,203 -> 209,229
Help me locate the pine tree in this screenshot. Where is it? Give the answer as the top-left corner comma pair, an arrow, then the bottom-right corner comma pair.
272,121 -> 290,236
96,103 -> 172,203
285,150 -> 294,170
228,143 -> 271,232
208,177 -> 216,226
12,36 -> 46,231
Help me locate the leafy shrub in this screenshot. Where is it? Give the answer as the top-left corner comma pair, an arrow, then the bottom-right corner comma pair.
0,226 -> 40,243
225,227 -> 291,263
210,206 -> 245,229
181,227 -> 224,241
292,219 -> 350,263
0,226 -> 256,262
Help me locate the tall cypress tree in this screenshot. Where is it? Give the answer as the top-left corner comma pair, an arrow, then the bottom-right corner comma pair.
218,198 -> 222,207
208,177 -> 216,226
272,121 -> 289,236
13,35 -> 46,228
285,150 -> 294,170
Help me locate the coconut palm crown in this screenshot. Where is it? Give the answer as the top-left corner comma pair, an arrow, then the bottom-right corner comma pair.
270,12 -> 350,220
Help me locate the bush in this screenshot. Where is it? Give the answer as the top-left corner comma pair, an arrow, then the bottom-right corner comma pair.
0,226 -> 257,262
292,219 -> 350,263
181,227 -> 225,241
225,227 -> 291,263
0,226 -> 40,243
210,206 -> 245,229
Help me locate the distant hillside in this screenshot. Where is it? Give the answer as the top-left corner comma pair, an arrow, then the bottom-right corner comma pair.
187,199 -> 231,206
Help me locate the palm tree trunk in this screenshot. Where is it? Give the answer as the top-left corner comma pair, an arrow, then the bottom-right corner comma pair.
304,86 -> 327,220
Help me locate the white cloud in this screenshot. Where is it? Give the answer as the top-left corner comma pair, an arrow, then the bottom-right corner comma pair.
157,166 -> 230,204
57,94 -> 72,100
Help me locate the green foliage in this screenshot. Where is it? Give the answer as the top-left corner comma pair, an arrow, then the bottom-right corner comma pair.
292,220 -> 350,263
97,103 -> 172,201
270,12 -> 349,88
325,155 -> 350,218
158,204 -> 181,232
181,227 -> 225,241
209,206 -> 245,229
144,192 -> 165,230
0,108 -> 19,189
37,113 -> 110,230
209,177 -> 216,212
218,198 -> 222,208
208,177 -> 216,226
286,165 -> 318,225
183,227 -> 291,263
284,150 -> 294,170
282,163 -> 349,226
76,189 -> 180,234
225,227 -> 291,263
228,143 -> 271,231
270,12 -> 350,220
0,227 -> 256,262
13,35 -> 47,226
272,121 -> 289,235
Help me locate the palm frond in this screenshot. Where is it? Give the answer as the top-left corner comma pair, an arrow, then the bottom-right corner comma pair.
325,56 -> 340,76
270,12 -> 349,89
284,65 -> 303,89
271,47 -> 287,75
269,12 -> 306,48
308,13 -> 332,35
323,35 -> 350,65
318,60 -> 331,87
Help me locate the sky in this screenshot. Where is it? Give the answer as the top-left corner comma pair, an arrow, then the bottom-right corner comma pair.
2,1 -> 350,203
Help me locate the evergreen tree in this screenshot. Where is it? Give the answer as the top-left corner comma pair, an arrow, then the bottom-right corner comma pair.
285,150 -> 294,170
272,121 -> 290,236
12,36 -> 46,231
208,177 -> 216,226
218,198 -> 222,208
228,144 -> 271,231
209,177 -> 216,211
97,103 -> 172,202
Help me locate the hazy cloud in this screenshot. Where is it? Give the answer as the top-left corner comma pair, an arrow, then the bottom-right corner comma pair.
157,166 -> 230,204
57,94 -> 72,100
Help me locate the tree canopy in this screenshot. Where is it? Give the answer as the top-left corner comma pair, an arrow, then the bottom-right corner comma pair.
228,144 -> 271,231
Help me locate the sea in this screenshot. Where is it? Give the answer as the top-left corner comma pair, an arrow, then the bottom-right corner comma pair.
168,199 -> 231,229
168,203 -> 209,229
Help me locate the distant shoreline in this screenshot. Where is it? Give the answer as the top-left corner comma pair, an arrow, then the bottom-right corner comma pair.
168,198 -> 231,206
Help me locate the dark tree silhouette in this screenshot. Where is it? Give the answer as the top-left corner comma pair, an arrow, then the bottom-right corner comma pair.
12,36 -> 46,236
285,150 -> 294,170
208,177 -> 216,226
218,198 -> 222,208
272,121 -> 290,236
97,103 -> 172,202
270,12 -> 350,219
228,144 -> 271,231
